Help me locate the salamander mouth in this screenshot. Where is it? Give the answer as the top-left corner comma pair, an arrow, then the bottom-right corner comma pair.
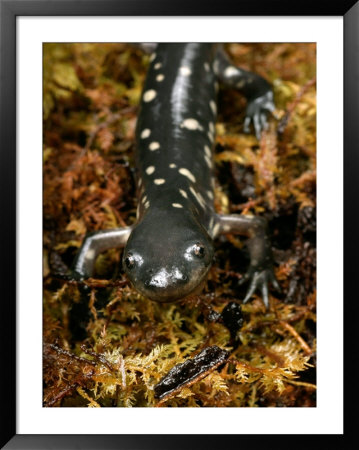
129,266 -> 210,303
138,281 -> 204,303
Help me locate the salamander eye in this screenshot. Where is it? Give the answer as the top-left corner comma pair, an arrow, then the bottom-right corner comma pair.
124,253 -> 135,270
193,243 -> 205,258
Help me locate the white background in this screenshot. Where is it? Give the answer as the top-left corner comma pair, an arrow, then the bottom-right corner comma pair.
17,17 -> 343,434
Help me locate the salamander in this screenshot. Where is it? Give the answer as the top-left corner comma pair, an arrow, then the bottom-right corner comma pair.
72,43 -> 280,308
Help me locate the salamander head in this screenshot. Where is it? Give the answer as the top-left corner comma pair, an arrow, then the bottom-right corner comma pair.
122,211 -> 214,302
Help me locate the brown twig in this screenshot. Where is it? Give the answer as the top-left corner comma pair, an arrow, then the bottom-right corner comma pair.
278,320 -> 313,355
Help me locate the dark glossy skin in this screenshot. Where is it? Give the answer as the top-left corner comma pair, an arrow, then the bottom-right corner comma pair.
72,43 -> 279,308
154,345 -> 229,400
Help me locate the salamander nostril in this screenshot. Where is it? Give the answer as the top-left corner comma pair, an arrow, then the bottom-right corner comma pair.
180,274 -> 188,282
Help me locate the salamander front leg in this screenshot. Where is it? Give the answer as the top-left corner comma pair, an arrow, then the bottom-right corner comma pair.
72,227 -> 132,280
216,214 -> 280,309
214,47 -> 275,140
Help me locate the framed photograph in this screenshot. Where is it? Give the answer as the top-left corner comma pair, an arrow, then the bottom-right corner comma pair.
1,0 -> 356,448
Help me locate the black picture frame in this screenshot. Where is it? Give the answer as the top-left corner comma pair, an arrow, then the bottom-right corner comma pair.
1,1 -> 357,448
